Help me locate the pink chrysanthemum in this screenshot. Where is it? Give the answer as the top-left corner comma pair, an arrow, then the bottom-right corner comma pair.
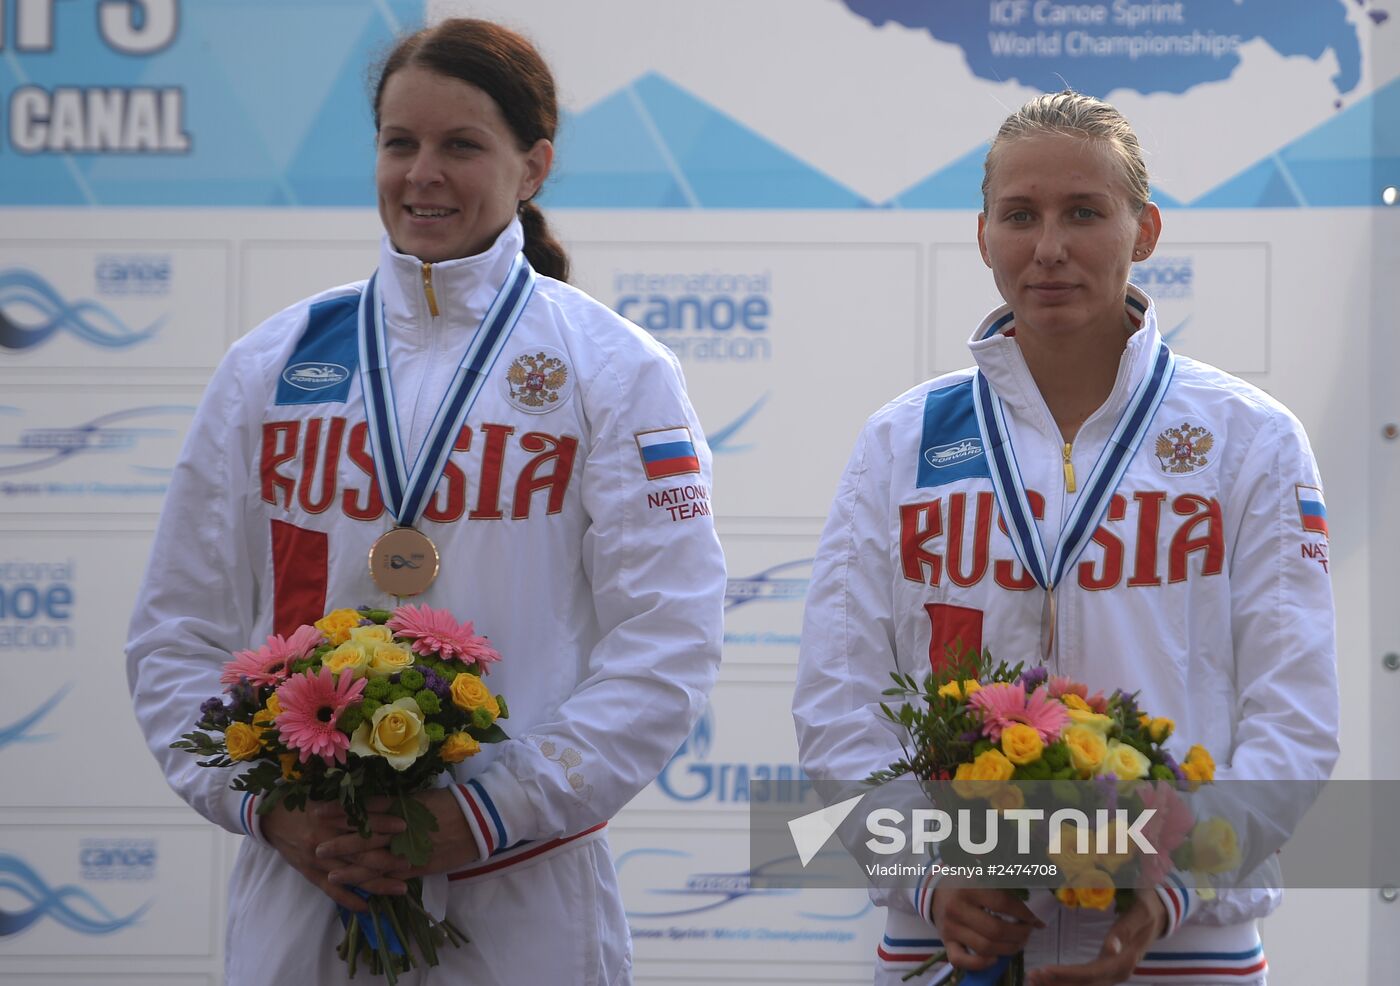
387,604 -> 501,670
275,667 -> 366,765
220,625 -> 325,690
969,682 -> 1070,742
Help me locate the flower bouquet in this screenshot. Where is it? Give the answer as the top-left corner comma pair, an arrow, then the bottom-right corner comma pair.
871,647 -> 1235,985
173,604 -> 510,983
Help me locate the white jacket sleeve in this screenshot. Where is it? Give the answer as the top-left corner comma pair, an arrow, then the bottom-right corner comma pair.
452,346 -> 726,854
1184,407 -> 1339,925
793,420 -> 937,920
125,342 -> 271,841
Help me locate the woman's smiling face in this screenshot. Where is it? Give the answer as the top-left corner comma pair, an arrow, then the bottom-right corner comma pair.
375,64 -> 552,264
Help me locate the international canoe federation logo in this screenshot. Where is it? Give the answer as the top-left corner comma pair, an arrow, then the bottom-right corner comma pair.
281,362 -> 350,392
0,686 -> 72,751
0,269 -> 163,352
504,347 -> 571,413
1154,422 -> 1215,475
0,853 -> 150,938
925,438 -> 984,470
724,559 -> 811,612
0,405 -> 193,477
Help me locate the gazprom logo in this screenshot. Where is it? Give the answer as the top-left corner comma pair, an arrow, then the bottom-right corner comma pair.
925,438 -> 984,470
282,362 -> 350,391
657,707 -> 811,803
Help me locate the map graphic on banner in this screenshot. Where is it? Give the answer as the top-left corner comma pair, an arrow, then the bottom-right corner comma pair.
843,0 -> 1367,97
1,0 -> 1392,208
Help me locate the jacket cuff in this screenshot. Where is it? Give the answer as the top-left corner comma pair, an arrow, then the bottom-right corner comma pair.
451,765 -> 537,859
1154,874 -> 1194,938
912,869 -> 941,924
234,790 -> 267,845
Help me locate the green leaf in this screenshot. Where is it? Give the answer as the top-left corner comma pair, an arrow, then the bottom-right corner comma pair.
473,722 -> 510,744
388,793 -> 439,868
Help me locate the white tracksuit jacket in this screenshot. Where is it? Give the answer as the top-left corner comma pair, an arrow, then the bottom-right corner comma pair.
126,219 -> 726,985
793,287 -> 1338,984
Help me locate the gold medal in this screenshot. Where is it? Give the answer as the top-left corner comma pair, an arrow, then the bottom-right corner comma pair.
368,527 -> 439,598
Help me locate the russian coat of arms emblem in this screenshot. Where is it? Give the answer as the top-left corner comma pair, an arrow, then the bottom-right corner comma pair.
505,350 -> 569,412
1154,422 -> 1214,474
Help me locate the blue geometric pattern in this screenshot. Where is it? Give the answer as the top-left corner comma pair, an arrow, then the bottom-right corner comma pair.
0,0 -> 420,206
544,73 -> 869,209
3,2 -> 1393,209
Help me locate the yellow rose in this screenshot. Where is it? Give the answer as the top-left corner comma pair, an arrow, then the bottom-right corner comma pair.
367,642 -> 415,678
1190,818 -> 1240,874
1062,693 -> 1093,714
1064,725 -> 1109,776
450,673 -> 500,720
1148,717 -> 1175,743
324,641 -> 372,677
348,624 -> 395,646
1049,820 -> 1096,876
279,752 -> 301,780
1185,745 -> 1216,782
224,721 -> 262,761
1055,886 -> 1080,908
1064,867 -> 1116,910
349,697 -> 429,770
937,678 -> 981,700
1065,707 -> 1113,734
315,608 -> 362,646
969,748 -> 1015,782
1099,741 -> 1150,781
987,783 -> 1025,812
251,710 -> 277,748
1095,821 -> 1134,874
1001,723 -> 1044,766
440,732 -> 481,764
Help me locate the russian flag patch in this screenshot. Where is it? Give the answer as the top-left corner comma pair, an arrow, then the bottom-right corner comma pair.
1296,485 -> 1328,537
636,427 -> 700,480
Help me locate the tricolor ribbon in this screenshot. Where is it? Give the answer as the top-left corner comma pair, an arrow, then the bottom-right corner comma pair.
972,315 -> 1174,622
357,253 -> 535,528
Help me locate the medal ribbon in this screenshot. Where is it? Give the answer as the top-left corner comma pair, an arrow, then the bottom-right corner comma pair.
358,253 -> 535,527
972,325 -> 1174,594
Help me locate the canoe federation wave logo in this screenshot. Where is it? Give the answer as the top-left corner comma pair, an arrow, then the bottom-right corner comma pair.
0,269 -> 163,352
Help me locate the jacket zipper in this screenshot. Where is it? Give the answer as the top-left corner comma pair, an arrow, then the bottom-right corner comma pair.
421,263 -> 439,317
1062,442 -> 1076,494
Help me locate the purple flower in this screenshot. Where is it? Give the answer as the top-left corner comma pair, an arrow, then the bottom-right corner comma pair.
959,730 -> 982,744
421,667 -> 451,699
1095,773 -> 1119,812
1018,666 -> 1049,690
1161,751 -> 1187,784
199,696 -> 231,727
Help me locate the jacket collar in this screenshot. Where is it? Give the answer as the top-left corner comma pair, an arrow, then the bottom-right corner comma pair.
375,218 -> 526,335
966,284 -> 1161,422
